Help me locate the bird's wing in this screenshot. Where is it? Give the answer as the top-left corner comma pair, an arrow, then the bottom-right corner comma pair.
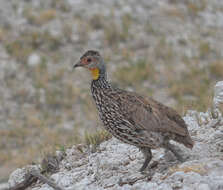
113,90 -> 188,136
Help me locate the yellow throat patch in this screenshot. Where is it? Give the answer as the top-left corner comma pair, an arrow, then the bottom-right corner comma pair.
90,68 -> 99,80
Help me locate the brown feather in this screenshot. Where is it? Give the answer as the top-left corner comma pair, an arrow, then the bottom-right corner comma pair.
108,89 -> 194,147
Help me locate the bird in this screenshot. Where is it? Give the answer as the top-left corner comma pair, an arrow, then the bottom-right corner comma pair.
73,50 -> 194,172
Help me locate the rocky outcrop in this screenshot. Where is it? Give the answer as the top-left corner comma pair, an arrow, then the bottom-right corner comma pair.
7,82 -> 223,190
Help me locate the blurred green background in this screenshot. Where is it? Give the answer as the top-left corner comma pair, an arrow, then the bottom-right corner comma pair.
0,0 -> 223,182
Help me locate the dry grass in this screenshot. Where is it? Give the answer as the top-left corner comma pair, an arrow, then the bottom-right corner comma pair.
24,8 -> 57,26
85,130 -> 112,149
0,28 -> 8,41
163,6 -> 185,20
62,23 -> 73,42
162,164 -> 207,180
5,30 -> 62,63
209,60 -> 223,79
154,37 -> 175,61
199,41 -> 210,58
187,0 -> 207,16
104,13 -> 133,46
90,14 -> 106,30
76,20 -> 90,44
169,164 -> 207,175
5,40 -> 33,63
113,58 -> 156,86
168,61 -> 213,112
0,125 -> 81,167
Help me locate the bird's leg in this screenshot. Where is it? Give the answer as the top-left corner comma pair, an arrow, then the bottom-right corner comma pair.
139,147 -> 152,172
164,142 -> 184,162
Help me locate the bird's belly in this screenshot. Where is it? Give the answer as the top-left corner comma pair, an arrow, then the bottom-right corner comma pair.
99,111 -> 164,148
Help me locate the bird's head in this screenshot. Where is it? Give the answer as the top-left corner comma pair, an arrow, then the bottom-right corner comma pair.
73,50 -> 105,80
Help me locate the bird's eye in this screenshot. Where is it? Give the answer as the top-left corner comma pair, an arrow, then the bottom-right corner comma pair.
87,58 -> 91,62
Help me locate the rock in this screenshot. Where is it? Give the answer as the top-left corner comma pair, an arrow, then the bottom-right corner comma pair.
32,185 -> 54,190
0,183 -> 8,190
214,81 -> 223,107
197,183 -> 211,190
213,81 -> 223,121
132,182 -> 158,190
8,165 -> 40,188
209,179 -> 223,190
28,53 -> 41,67
158,183 -> 172,190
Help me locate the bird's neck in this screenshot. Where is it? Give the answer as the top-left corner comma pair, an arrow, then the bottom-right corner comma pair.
91,69 -> 111,90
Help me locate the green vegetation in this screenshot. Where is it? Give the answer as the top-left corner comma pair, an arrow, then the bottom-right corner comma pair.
85,130 -> 112,151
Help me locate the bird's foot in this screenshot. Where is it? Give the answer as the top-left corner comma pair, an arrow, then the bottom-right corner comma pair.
139,161 -> 159,174
139,162 -> 148,173
139,147 -> 152,172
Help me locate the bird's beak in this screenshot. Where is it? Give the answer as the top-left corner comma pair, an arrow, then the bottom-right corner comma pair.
73,60 -> 82,69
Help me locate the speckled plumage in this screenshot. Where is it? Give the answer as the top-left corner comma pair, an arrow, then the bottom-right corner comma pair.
74,50 -> 194,171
